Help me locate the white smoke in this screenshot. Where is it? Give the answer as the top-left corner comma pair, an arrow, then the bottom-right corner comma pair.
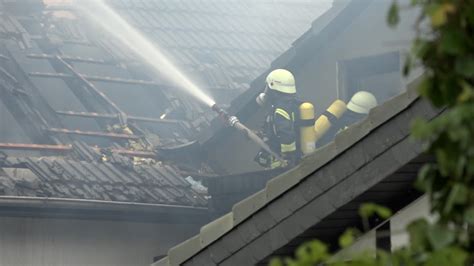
73,0 -> 216,107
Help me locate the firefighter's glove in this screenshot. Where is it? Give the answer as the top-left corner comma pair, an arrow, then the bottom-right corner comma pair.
254,150 -> 271,168
279,159 -> 289,168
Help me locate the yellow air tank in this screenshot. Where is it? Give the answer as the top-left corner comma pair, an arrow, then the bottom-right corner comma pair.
299,102 -> 316,155
314,100 -> 347,142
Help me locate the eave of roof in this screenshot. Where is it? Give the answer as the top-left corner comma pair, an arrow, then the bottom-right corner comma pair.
0,154 -> 207,208
152,76 -> 442,266
0,195 -> 209,223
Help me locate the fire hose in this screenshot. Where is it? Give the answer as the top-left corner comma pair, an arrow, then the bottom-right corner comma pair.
211,104 -> 284,163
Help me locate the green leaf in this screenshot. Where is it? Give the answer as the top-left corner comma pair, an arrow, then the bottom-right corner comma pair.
376,206 -> 393,219
407,219 -> 429,252
444,183 -> 468,214
463,208 -> 474,225
387,2 -> 400,27
359,203 -> 392,219
412,38 -> 430,59
415,164 -> 435,192
339,228 -> 359,248
426,224 -> 455,250
455,57 -> 474,77
269,258 -> 284,266
439,29 -> 467,55
411,117 -> 431,140
457,81 -> 474,102
295,240 -> 329,264
284,257 -> 297,266
429,3 -> 456,27
466,5 -> 474,25
425,247 -> 468,266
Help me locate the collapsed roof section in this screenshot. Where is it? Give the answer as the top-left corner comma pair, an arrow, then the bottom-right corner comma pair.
0,0 -> 212,210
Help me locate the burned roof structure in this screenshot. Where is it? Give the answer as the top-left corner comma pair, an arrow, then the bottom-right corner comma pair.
0,0 -> 328,220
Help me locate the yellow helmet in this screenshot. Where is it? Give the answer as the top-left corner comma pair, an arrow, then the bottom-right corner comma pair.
266,69 -> 296,94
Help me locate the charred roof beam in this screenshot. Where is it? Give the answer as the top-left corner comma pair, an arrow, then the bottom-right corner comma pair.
46,127 -> 140,140
0,142 -> 156,158
29,71 -> 163,87
27,53 -> 115,65
54,56 -> 127,125
55,110 -> 184,125
0,143 -> 72,152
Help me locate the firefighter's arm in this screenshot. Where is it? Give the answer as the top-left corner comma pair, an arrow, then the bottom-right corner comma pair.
274,108 -> 296,156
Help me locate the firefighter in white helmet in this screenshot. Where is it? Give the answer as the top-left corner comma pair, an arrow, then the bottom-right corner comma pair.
254,69 -> 299,169
318,91 -> 378,146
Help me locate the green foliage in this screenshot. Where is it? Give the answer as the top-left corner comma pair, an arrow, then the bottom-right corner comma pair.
269,240 -> 329,266
269,0 -> 474,265
338,228 -> 360,249
388,1 -> 400,26
359,203 -> 392,220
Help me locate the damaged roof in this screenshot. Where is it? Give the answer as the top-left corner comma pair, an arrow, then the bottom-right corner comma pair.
0,0 -> 209,212
0,0 -> 332,211
0,142 -> 206,207
152,76 -> 442,266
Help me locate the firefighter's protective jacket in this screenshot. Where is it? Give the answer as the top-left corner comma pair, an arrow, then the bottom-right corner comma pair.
265,98 -> 298,167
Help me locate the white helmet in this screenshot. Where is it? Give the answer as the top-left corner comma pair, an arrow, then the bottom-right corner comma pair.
347,91 -> 377,114
265,69 -> 296,94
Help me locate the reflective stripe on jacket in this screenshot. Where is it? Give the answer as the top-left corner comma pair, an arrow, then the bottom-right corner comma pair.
272,107 -> 296,155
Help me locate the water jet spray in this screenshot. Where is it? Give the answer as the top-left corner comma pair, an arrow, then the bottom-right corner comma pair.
74,0 -> 282,165
74,0 -> 215,107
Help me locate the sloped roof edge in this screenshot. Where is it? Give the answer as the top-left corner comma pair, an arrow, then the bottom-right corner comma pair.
0,196 -> 209,223
152,76 -> 426,266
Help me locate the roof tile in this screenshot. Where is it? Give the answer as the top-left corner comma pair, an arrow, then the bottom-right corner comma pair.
151,257 -> 169,266
199,212 -> 234,247
168,235 -> 201,266
232,189 -> 266,225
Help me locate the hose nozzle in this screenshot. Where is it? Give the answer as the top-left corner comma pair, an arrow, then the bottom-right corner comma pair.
212,103 -> 228,120
212,104 -> 237,126
228,116 -> 239,127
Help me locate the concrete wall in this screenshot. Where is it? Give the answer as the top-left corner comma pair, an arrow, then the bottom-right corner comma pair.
0,216 -> 199,266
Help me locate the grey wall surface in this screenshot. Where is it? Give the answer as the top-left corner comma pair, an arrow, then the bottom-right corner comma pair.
209,0 -> 419,174
391,195 -> 433,250
0,216 -> 199,266
295,0 -> 418,114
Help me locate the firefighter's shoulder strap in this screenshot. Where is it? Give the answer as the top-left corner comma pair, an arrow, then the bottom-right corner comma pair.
275,108 -> 292,121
